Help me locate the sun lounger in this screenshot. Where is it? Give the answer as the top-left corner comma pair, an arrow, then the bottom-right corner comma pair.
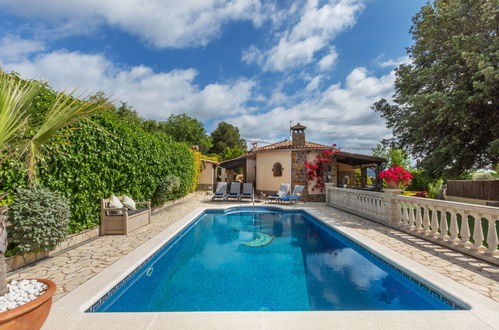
240,183 -> 254,202
212,182 -> 228,201
226,182 -> 241,201
279,185 -> 305,204
266,184 -> 290,203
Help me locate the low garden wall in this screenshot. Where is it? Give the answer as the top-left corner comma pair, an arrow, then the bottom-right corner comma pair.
6,227 -> 99,272
6,192 -> 197,272
325,184 -> 499,265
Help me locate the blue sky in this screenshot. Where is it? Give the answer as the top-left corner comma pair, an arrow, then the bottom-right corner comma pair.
0,0 -> 425,153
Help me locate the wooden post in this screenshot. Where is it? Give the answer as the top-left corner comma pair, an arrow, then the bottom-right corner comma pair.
361,166 -> 367,187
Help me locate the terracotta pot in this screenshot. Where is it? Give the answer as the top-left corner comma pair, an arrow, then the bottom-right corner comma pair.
0,279 -> 56,330
385,180 -> 399,189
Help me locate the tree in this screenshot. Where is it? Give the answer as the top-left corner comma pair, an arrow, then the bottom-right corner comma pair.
0,70 -> 105,294
372,0 -> 498,178
371,143 -> 411,169
162,114 -> 212,153
220,146 -> 245,161
209,122 -> 246,155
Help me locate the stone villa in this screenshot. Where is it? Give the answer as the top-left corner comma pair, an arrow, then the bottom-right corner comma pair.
219,123 -> 386,201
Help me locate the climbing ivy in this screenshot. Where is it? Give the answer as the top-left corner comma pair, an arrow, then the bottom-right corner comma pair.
1,110 -> 196,233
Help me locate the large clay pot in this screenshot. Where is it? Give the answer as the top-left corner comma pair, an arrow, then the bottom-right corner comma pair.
0,279 -> 56,330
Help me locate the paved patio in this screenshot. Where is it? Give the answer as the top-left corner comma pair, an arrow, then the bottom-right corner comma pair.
7,192 -> 499,304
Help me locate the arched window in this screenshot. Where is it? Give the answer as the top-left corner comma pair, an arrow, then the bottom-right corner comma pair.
272,162 -> 283,177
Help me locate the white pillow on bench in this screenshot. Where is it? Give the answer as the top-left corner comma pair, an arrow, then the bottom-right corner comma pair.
122,195 -> 136,210
109,194 -> 123,208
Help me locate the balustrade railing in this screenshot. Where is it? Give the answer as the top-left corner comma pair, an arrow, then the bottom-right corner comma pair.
325,184 -> 499,264
393,195 -> 498,258
326,186 -> 385,224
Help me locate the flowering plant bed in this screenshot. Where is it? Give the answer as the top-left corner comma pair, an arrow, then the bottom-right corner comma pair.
379,165 -> 413,188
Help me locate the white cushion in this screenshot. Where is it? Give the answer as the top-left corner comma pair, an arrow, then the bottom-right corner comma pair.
109,194 -> 124,209
122,195 -> 136,210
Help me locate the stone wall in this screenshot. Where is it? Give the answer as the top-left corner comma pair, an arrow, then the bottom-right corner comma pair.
291,151 -> 311,201
6,227 -> 100,272
307,194 -> 326,202
196,183 -> 213,191
7,192 -> 197,273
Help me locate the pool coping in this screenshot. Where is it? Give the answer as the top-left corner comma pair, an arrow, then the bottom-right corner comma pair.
44,205 -> 499,330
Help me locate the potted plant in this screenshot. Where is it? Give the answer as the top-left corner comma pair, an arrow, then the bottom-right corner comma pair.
379,164 -> 413,189
0,71 -> 105,329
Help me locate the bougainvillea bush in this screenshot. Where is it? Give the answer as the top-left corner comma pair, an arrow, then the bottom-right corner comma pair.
304,146 -> 340,192
379,165 -> 413,187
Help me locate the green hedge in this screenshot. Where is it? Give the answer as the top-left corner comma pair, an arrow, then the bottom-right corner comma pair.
1,110 -> 196,233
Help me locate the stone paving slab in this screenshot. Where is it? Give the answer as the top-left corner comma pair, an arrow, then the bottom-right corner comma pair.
7,194 -> 499,304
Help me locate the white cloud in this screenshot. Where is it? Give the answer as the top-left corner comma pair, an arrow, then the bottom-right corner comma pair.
0,35 -> 45,61
305,74 -> 322,91
317,49 -> 338,71
1,50 -> 255,120
378,55 -> 410,68
0,0 -> 265,48
243,0 -> 364,72
231,67 -> 395,153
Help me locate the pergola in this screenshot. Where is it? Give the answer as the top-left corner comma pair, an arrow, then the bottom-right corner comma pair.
219,154 -> 256,184
330,151 -> 386,190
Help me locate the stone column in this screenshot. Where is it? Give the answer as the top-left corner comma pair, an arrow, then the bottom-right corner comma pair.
291,151 -> 309,201
330,158 -> 338,187
383,188 -> 403,227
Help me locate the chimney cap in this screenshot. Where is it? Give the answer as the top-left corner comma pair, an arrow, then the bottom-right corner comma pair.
291,123 -> 306,130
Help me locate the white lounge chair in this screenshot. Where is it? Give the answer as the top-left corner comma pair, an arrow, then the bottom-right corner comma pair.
266,184 -> 290,203
240,183 -> 254,202
212,182 -> 228,201
279,185 -> 305,204
226,182 -> 241,201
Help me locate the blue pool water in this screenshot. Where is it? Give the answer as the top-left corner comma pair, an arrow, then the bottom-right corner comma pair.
91,208 -> 459,312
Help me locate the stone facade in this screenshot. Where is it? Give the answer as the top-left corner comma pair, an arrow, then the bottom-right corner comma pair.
307,194 -> 326,202
291,151 -> 310,201
196,183 -> 213,191
291,130 -> 305,147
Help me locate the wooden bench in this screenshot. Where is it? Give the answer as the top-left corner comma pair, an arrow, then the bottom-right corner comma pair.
100,196 -> 151,235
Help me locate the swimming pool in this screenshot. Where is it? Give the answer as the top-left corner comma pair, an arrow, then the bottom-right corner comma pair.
89,207 -> 461,312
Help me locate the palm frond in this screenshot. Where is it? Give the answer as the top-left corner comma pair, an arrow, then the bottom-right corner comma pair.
0,71 -> 41,155
24,90 -> 107,182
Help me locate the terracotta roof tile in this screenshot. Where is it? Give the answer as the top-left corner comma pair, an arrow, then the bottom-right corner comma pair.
253,140 -> 330,152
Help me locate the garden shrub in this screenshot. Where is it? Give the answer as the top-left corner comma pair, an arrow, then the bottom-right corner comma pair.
406,170 -> 432,191
8,186 -> 70,254
0,80 -> 197,235
152,175 -> 181,207
428,179 -> 444,199
37,111 -> 196,233
191,150 -> 202,192
471,172 -> 494,181
0,110 -> 196,233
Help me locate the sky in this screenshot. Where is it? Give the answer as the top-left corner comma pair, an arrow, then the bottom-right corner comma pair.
0,0 -> 426,154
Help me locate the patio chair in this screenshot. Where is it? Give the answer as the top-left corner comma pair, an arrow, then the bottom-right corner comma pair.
212,182 -> 228,201
266,184 -> 290,203
226,182 -> 241,201
279,185 -> 305,204
240,183 -> 254,202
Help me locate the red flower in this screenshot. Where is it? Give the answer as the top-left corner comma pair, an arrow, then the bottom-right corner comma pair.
380,165 -> 412,186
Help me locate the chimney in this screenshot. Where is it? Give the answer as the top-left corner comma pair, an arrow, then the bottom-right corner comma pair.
291,123 -> 306,148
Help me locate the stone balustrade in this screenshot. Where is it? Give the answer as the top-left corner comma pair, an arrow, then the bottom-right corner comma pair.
326,186 -> 385,224
325,184 -> 499,265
